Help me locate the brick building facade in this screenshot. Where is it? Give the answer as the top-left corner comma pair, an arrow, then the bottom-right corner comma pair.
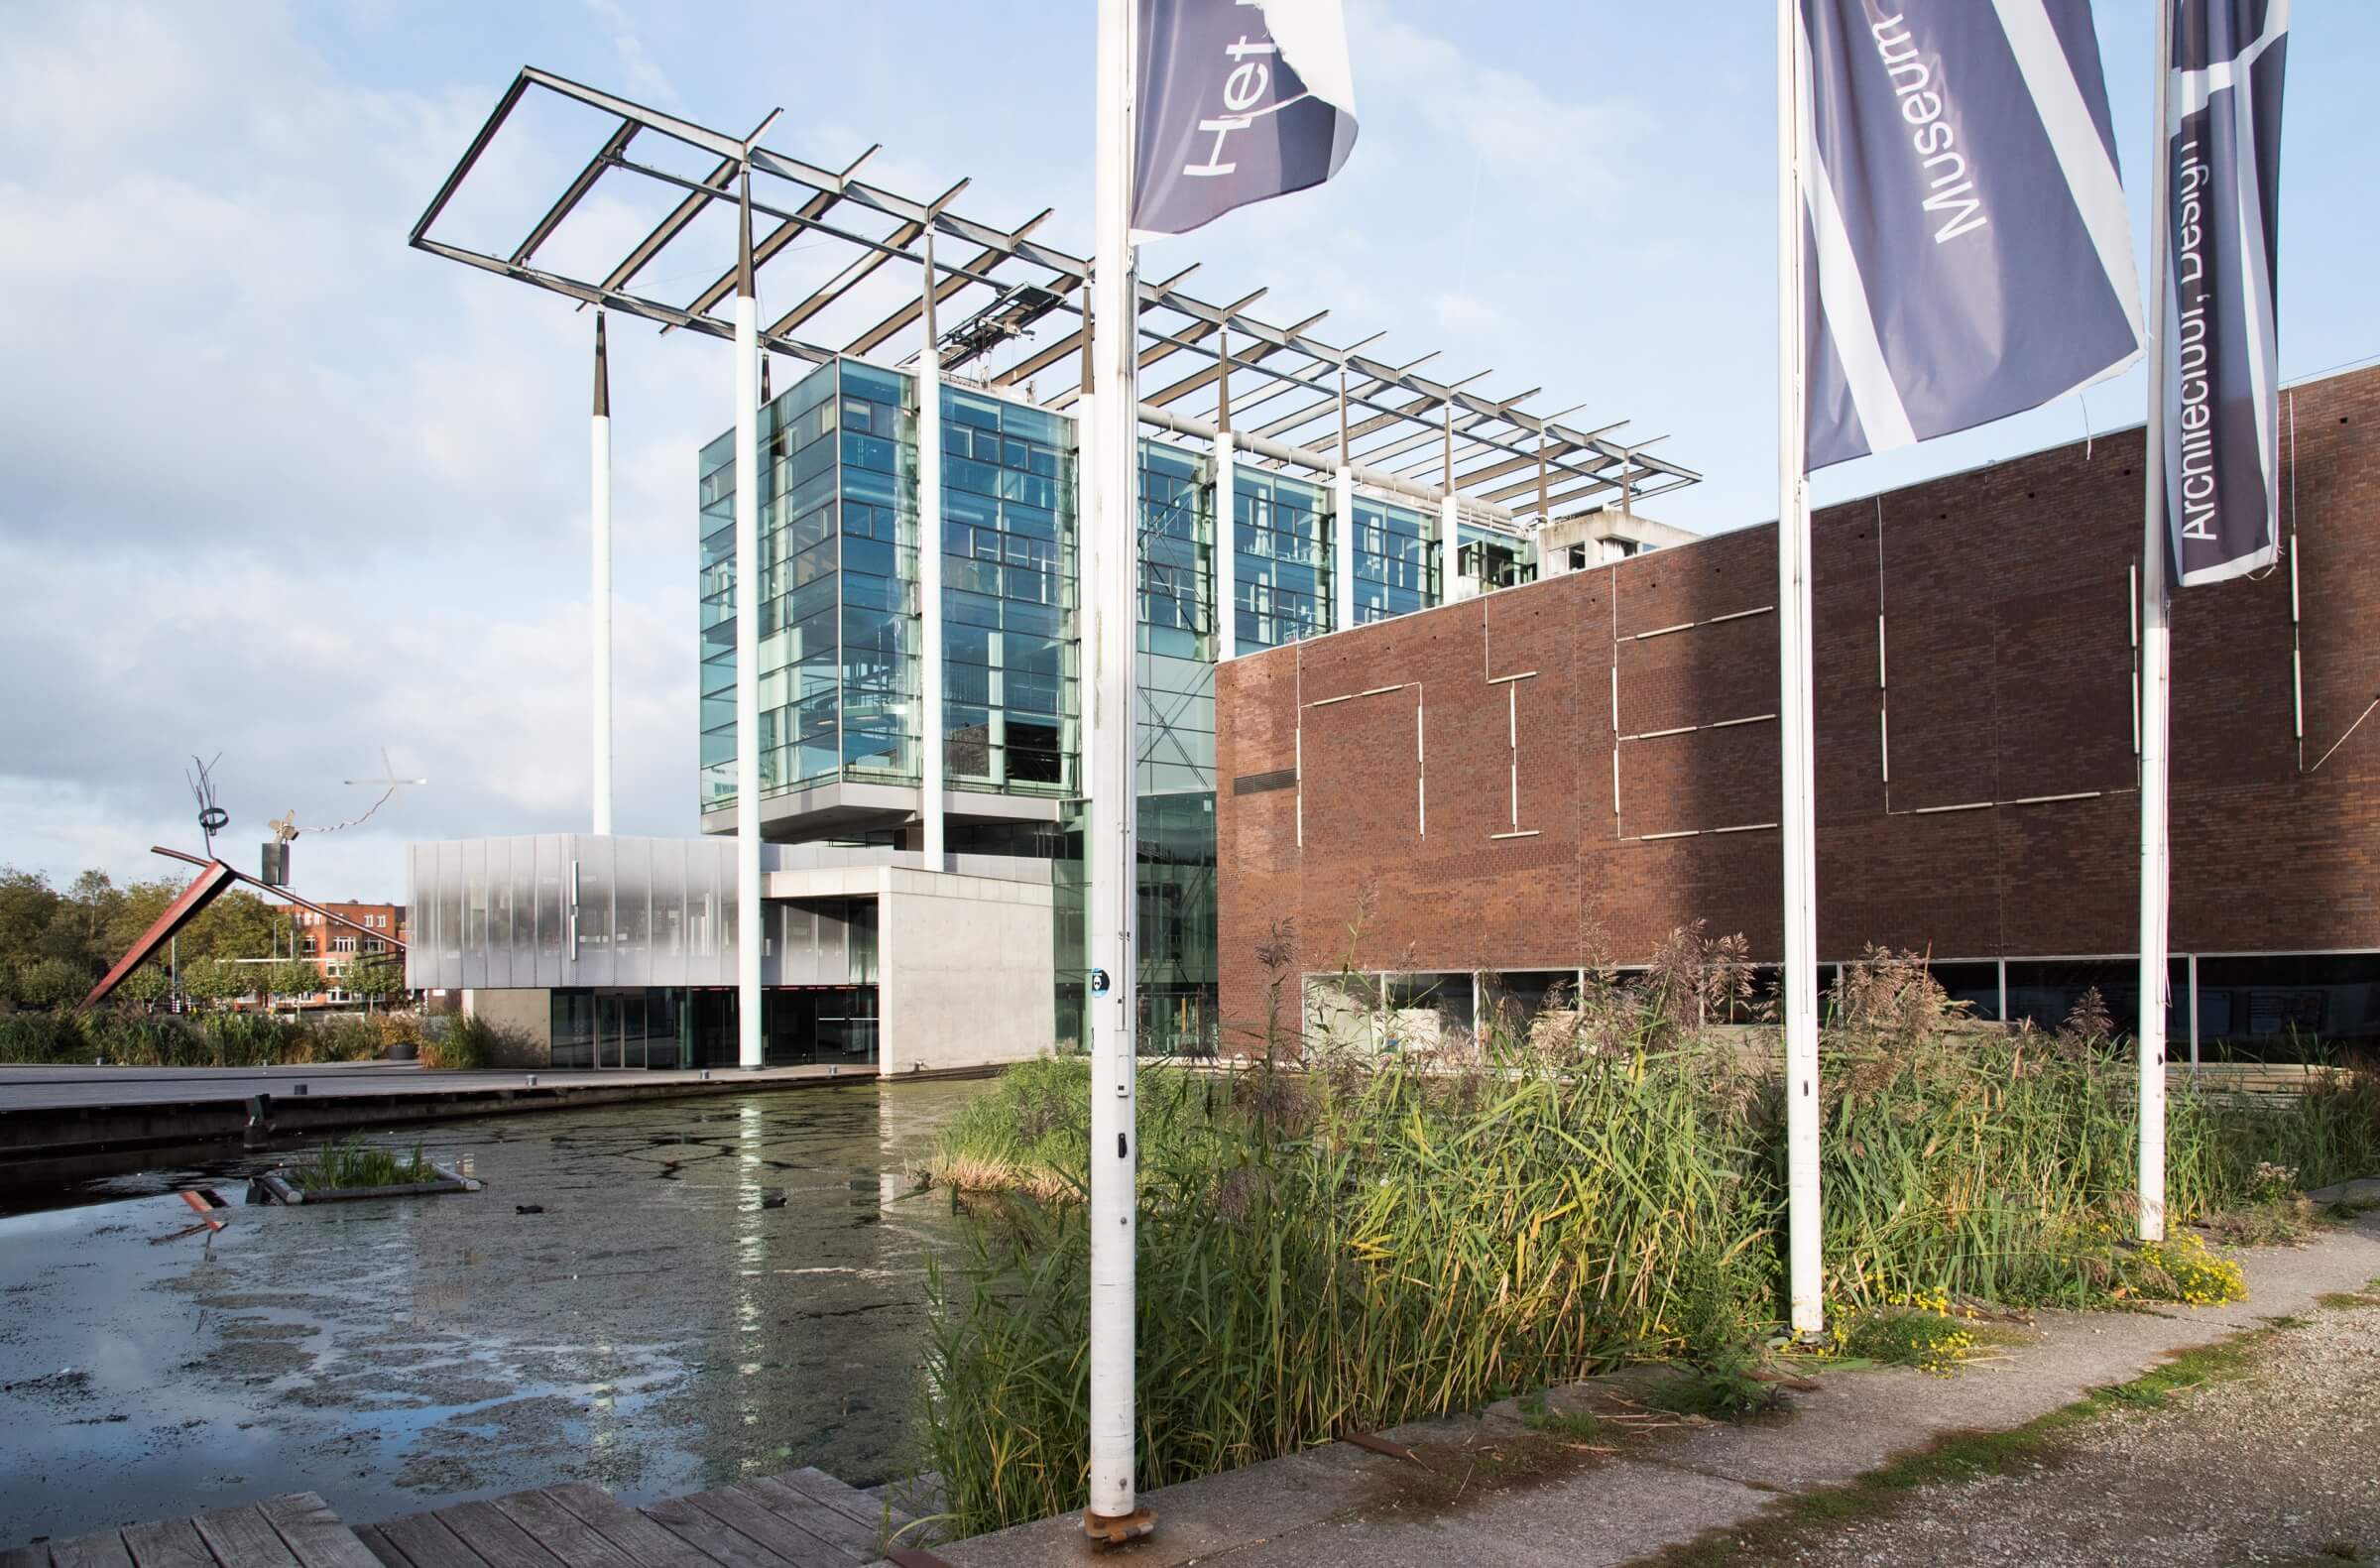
291,903 -> 409,1005
1216,365 -> 2380,1047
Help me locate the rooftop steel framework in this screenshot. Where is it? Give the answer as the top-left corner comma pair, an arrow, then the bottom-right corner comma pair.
410,66 -> 1700,526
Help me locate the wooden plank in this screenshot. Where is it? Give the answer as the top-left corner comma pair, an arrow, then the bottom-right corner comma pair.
482,1494 -> 643,1568
688,1494 -> 839,1568
120,1521 -> 212,1568
536,1487 -> 715,1568
636,1498 -> 800,1568
369,1517 -> 482,1568
190,1507 -> 301,1568
773,1473 -> 910,1533
423,1505 -> 559,1568
256,1496 -> 386,1568
734,1483 -> 874,1565
672,1494 -> 839,1568
49,1532 -> 134,1568
1,1545 -> 54,1568
347,1528 -> 409,1568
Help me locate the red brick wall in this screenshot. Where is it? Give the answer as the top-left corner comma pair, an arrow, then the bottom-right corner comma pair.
1216,365 -> 2380,1039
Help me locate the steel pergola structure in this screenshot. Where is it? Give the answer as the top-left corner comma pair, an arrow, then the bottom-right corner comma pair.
409,65 -> 1700,526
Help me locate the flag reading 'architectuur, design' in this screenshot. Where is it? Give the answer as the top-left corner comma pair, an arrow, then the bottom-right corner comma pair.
1798,0 -> 2145,471
2162,0 -> 2289,586
1132,0 -> 1360,240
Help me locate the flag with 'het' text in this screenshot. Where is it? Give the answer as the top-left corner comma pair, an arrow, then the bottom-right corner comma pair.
1133,0 -> 1360,239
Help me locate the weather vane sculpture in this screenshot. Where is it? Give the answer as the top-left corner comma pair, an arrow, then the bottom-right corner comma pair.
186,753 -> 228,857
256,747 -> 428,886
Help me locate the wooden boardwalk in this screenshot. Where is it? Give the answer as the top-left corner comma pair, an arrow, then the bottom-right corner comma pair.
2,1470 -> 942,1568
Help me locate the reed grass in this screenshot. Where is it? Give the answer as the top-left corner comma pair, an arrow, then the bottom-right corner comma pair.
917,944 -> 2380,1536
288,1134 -> 437,1190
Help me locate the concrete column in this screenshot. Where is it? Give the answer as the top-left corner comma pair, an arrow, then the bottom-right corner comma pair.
1212,430 -> 1238,660
918,230 -> 946,865
1332,466 -> 1355,632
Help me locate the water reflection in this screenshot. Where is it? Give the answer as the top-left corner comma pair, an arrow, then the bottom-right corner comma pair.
0,1080 -> 985,1544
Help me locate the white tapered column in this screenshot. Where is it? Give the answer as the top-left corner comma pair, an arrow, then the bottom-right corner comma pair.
734,165 -> 764,1071
1776,0 -> 1824,1338
1212,430 -> 1237,660
2136,0 -> 2177,1243
591,311 -> 615,836
1331,467 -> 1355,630
919,230 -> 946,862
1087,0 -> 1146,1535
1438,492 -> 1463,604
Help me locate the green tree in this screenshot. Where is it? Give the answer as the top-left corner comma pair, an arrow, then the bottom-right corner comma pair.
343,952 -> 406,1006
14,956 -> 92,1009
179,957 -> 254,1007
268,959 -> 324,1004
0,869 -> 65,976
116,963 -> 172,1007
63,870 -> 124,967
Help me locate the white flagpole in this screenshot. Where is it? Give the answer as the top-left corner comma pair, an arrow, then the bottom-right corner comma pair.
2137,0 -> 2176,1243
1776,0 -> 1825,1338
591,310 -> 615,837
1085,0 -> 1149,1541
734,158 -> 765,1071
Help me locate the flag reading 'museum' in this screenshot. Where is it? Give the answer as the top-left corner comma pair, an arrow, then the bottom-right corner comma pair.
1132,0 -> 1359,239
1799,0 -> 2144,470
2162,0 -> 2289,586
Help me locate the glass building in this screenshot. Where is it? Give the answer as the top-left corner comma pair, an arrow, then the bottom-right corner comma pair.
698,357 -> 1536,1053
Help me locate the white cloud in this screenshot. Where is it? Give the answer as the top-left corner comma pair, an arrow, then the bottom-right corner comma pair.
582,0 -> 680,109
1352,5 -> 1633,200
0,2 -> 716,903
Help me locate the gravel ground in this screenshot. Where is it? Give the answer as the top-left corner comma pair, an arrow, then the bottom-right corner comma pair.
1777,1295 -> 2380,1568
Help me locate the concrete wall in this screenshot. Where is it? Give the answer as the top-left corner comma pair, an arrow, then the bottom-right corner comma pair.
461,987 -> 552,1066
877,866 -> 1055,1075
1217,362 -> 2380,1038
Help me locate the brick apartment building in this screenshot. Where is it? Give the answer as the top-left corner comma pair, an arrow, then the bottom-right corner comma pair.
1216,363 -> 2380,1050
289,903 -> 409,1006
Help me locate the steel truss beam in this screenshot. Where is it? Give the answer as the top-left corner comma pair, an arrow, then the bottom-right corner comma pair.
410,65 -> 1700,520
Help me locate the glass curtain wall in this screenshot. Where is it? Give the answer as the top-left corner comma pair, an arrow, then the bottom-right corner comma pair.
1136,440 -> 1218,1051
835,362 -> 922,782
699,358 -> 869,808
1233,468 -> 1332,653
1353,494 -> 1438,625
1458,521 -> 1537,590
938,383 -> 1080,794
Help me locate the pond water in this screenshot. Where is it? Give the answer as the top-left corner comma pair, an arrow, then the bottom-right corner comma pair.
0,1079 -> 990,1544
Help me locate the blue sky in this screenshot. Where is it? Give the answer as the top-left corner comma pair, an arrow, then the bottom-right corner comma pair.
0,1 -> 2372,903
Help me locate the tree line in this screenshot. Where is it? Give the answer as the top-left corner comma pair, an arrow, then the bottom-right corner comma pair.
0,867 -> 405,1010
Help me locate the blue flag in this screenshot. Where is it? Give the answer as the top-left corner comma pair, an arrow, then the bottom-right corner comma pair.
1799,0 -> 2145,471
2162,0 -> 2289,587
1133,0 -> 1360,240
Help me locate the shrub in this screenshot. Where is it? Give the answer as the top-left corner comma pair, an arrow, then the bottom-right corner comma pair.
418,1013 -> 533,1070
0,1011 -> 85,1063
12,956 -> 92,1010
